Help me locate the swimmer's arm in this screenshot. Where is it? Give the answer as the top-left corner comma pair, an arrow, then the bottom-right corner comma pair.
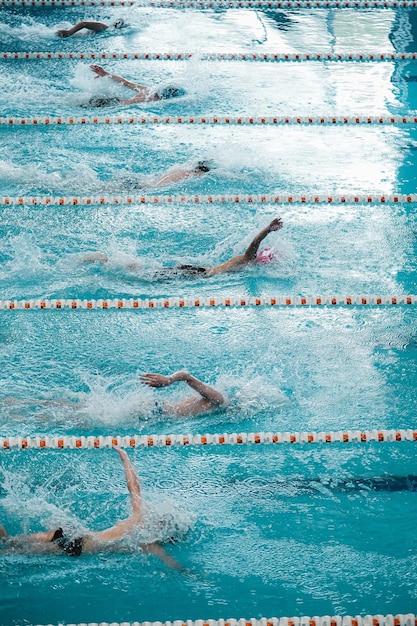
143,542 -> 186,571
140,371 -> 225,406
90,65 -> 149,93
243,217 -> 283,261
56,21 -> 108,37
114,446 -> 142,518
205,218 -> 283,276
205,254 -> 247,276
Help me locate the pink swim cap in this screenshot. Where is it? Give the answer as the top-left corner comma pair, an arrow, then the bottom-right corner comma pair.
256,247 -> 277,264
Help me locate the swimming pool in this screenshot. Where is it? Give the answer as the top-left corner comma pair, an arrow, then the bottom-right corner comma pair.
0,3 -> 416,626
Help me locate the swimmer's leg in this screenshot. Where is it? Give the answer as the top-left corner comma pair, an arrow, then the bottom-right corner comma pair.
82,252 -> 109,263
25,529 -> 56,542
0,525 -> 54,543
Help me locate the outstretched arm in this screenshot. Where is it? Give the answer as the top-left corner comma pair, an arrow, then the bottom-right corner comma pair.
140,371 -> 225,407
90,65 -> 149,93
56,21 -> 109,37
113,446 -> 142,517
88,447 -> 143,543
206,217 -> 283,276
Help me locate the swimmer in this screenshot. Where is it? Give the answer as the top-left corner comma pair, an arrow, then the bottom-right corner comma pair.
4,371 -> 225,419
120,160 -> 213,191
140,370 -> 226,417
56,19 -> 125,37
0,446 -> 184,568
143,160 -> 212,189
82,217 -> 283,278
88,64 -> 186,106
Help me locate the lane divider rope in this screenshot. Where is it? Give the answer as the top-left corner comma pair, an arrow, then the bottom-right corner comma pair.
3,0 -> 417,8
0,295 -> 416,310
3,51 -> 417,61
2,194 -> 417,206
2,115 -> 417,127
25,615 -> 417,626
1,430 -> 417,449
22,617 -> 417,626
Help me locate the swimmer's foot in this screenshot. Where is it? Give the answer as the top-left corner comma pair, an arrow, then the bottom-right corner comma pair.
82,252 -> 109,263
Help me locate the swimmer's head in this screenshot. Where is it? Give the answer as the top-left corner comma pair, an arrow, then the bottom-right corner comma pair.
256,247 -> 278,264
194,160 -> 211,174
156,86 -> 186,100
113,19 -> 125,28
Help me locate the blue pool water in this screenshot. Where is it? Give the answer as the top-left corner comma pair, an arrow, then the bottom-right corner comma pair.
0,5 -> 417,626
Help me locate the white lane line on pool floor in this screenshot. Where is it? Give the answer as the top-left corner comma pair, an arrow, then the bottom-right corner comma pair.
2,194 -> 417,206
3,51 -> 417,61
1,295 -> 416,310
2,115 -> 417,126
1,430 -> 417,449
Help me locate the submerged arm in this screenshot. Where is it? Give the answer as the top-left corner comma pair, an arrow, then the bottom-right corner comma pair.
143,542 -> 186,571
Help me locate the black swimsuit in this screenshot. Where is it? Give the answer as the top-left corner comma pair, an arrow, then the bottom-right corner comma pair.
86,96 -> 121,108
51,528 -> 84,557
153,265 -> 207,279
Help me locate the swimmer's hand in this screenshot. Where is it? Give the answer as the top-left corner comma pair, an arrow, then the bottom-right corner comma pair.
90,65 -> 109,78
56,29 -> 70,37
112,445 -> 129,461
140,373 -> 174,388
269,217 -> 283,232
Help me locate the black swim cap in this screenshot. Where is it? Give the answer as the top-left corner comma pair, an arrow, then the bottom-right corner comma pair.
195,160 -> 211,173
157,86 -> 186,100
